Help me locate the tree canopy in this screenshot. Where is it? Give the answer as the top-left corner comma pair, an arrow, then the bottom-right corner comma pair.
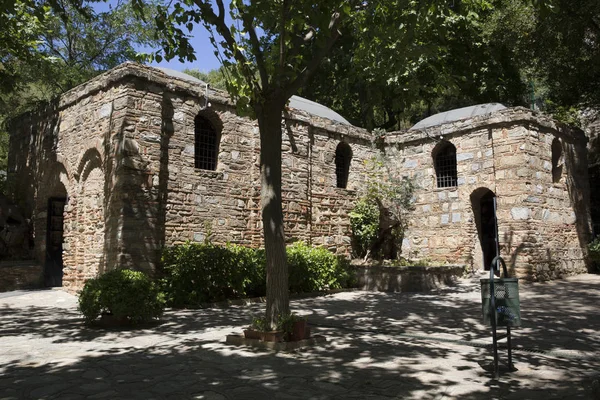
1,0 -> 160,112
532,0 -> 600,109
0,0 -> 161,192
300,0 -> 531,130
153,0 -> 514,326
299,0 -> 600,130
156,0 -> 363,327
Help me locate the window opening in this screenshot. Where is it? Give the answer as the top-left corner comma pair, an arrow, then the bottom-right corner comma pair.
551,138 -> 563,183
435,142 -> 458,188
195,115 -> 219,170
335,142 -> 352,189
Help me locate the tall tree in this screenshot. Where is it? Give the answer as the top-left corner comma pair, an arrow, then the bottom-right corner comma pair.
156,0 -> 355,327
182,67 -> 228,90
35,0 -> 159,92
154,0 -> 490,327
534,0 -> 600,108
1,0 -> 160,104
478,0 -> 600,113
1,1 -> 50,97
0,0 -> 161,192
302,0 -> 528,130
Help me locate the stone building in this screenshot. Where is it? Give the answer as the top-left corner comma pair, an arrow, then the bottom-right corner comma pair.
3,63 -> 592,292
385,105 -> 591,280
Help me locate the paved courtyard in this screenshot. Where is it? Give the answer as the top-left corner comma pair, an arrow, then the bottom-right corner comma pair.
1,273 -> 599,399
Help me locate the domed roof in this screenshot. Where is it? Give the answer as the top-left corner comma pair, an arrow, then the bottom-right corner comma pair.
155,67 -> 350,125
410,103 -> 507,130
287,95 -> 350,125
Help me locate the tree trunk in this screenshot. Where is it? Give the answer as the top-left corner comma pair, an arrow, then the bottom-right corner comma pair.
257,103 -> 289,329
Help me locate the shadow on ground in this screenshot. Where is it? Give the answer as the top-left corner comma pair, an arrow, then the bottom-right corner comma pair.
0,274 -> 598,399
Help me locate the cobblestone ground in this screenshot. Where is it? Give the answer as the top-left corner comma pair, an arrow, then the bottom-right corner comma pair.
1,273 -> 599,400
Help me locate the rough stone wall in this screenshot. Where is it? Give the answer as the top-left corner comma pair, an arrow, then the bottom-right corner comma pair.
7,106 -> 72,288
118,70 -> 377,272
385,108 -> 591,280
0,261 -> 43,291
7,82 -> 130,291
282,123 -> 377,253
7,63 -> 592,292
5,63 -> 374,291
114,78 -> 260,274
56,86 -> 116,291
513,123 -> 591,279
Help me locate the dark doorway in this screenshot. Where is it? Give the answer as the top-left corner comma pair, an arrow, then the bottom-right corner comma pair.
471,188 -> 499,270
46,197 -> 65,287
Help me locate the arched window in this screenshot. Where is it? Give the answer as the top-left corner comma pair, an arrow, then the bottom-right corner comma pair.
194,115 -> 219,170
433,141 -> 457,188
551,137 -> 563,183
335,142 -> 352,189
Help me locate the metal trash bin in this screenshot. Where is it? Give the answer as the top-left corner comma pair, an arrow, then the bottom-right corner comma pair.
481,277 -> 521,327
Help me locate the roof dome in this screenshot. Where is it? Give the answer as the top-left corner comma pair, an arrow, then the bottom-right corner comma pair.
154,66 -> 350,125
410,103 -> 506,130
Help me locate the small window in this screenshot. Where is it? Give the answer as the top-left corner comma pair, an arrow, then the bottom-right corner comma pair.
335,142 -> 352,189
551,138 -> 563,183
195,115 -> 219,170
434,141 -> 458,188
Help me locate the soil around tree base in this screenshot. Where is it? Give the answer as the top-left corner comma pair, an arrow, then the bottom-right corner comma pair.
226,334 -> 326,352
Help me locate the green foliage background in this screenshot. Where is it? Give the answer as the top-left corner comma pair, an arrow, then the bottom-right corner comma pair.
0,0 -> 161,193
349,155 -> 415,260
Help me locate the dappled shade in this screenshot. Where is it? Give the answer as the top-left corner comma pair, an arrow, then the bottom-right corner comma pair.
1,275 -> 599,398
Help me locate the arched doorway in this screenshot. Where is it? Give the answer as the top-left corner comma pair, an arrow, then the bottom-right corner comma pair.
471,188 -> 499,270
46,186 -> 67,287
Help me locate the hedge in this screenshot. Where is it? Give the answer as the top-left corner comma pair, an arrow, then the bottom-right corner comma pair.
159,242 -> 355,308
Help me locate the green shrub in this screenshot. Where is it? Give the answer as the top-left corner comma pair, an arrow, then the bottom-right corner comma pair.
349,198 -> 380,258
287,242 -> 354,293
349,157 -> 414,260
161,242 -> 265,307
588,238 -> 600,272
160,241 -> 355,308
78,269 -> 165,325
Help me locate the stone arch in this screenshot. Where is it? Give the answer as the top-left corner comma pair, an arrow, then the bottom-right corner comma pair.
432,140 -> 457,188
42,162 -> 70,287
55,154 -> 74,182
47,161 -> 72,198
470,187 -> 498,270
74,140 -> 104,181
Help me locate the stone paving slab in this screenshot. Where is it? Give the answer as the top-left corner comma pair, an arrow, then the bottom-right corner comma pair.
0,273 -> 599,399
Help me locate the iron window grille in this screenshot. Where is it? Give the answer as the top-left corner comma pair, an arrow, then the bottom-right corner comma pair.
194,115 -> 219,170
335,142 -> 352,189
435,144 -> 458,188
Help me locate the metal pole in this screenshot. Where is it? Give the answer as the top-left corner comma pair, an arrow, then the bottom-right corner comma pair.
507,326 -> 513,370
493,196 -> 500,264
489,261 -> 499,379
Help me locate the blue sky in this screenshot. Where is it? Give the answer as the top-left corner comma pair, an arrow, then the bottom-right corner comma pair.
97,0 -> 223,72
142,26 -> 223,73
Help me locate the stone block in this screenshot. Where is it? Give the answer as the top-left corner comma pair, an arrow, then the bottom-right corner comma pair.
511,207 -> 531,220
441,214 -> 449,224
404,160 -> 418,168
457,153 -> 474,162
